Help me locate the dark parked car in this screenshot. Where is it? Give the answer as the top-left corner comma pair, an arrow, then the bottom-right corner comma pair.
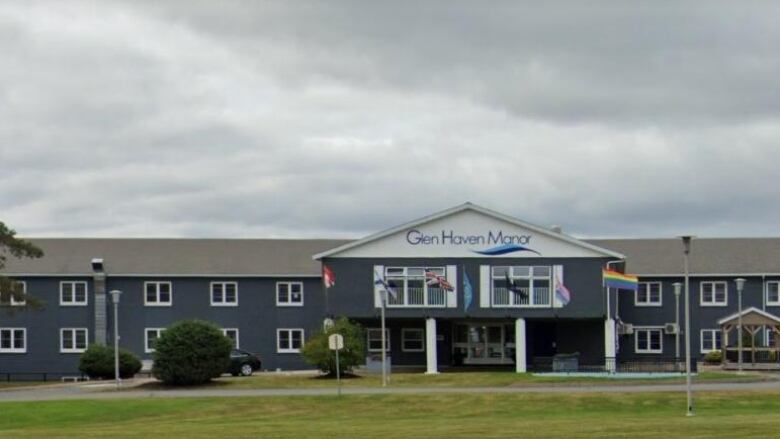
227,349 -> 262,376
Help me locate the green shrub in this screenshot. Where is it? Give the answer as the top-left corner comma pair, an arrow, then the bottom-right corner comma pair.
79,344 -> 142,379
152,320 -> 232,385
301,317 -> 365,376
703,350 -> 722,364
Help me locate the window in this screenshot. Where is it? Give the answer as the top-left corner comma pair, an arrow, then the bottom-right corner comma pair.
635,282 -> 662,306
402,328 -> 424,352
211,282 -> 238,306
0,328 -> 26,353
145,282 -> 172,306
145,328 -> 165,353
222,328 -> 240,349
384,267 -> 448,307
766,328 -> 777,348
700,329 -> 722,353
60,328 -> 88,353
367,328 -> 390,352
767,282 -> 780,306
1,281 -> 26,306
491,266 -> 551,307
635,328 -> 663,354
277,329 -> 304,353
60,281 -> 88,306
276,282 -> 303,306
700,281 -> 727,306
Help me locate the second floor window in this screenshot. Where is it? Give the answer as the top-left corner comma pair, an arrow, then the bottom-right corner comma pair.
211,282 -> 238,306
700,281 -> 727,306
492,266 -> 551,307
60,281 -> 88,306
145,282 -> 172,306
385,267 -> 447,307
1,281 -> 26,306
276,282 -> 303,306
767,281 -> 780,306
636,282 -> 662,306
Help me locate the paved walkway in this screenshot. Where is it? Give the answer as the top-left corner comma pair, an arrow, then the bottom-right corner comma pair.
2,380 -> 780,402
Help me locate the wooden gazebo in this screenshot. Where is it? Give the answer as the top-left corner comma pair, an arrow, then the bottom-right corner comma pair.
718,307 -> 780,370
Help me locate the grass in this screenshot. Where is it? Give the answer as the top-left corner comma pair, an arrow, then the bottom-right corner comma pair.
132,370 -> 772,390
3,391 -> 780,437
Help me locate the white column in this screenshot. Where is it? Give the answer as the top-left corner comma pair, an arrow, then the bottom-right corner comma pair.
515,318 -> 527,373
425,318 -> 438,374
605,318 -> 616,373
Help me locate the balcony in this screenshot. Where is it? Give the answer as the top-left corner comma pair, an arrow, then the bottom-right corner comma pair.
387,287 -> 446,308
492,287 -> 551,307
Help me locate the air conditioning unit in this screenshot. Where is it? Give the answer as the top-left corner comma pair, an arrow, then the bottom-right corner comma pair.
617,323 -> 634,335
664,323 -> 679,334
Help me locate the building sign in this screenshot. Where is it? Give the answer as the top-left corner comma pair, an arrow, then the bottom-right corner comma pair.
405,229 -> 541,256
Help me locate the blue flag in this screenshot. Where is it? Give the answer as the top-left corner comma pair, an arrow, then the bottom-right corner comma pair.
463,269 -> 474,312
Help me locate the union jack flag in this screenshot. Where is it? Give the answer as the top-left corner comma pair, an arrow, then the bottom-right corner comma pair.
425,270 -> 454,291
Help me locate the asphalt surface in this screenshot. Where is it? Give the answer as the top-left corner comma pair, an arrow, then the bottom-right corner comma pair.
2,380 -> 780,402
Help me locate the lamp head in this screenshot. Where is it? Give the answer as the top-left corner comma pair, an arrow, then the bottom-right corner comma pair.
735,278 -> 746,291
679,236 -> 694,254
673,282 -> 683,296
109,290 -> 122,304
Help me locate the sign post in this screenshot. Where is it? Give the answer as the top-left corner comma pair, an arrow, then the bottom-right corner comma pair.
328,333 -> 344,396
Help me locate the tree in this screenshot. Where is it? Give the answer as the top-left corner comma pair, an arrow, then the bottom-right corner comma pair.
301,317 -> 365,376
0,221 -> 44,309
79,344 -> 142,379
152,320 -> 233,385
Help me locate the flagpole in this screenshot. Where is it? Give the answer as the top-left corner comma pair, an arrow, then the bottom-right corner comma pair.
380,291 -> 387,387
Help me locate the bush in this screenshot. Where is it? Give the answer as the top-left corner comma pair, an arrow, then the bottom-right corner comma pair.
301,317 -> 365,376
79,344 -> 142,379
152,320 -> 233,385
703,350 -> 722,364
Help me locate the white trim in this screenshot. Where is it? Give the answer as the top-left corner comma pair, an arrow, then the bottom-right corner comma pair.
367,327 -> 390,353
144,328 -> 166,353
276,282 -> 304,307
634,282 -> 662,307
276,328 -> 304,353
59,281 -> 89,306
210,281 -> 239,307
221,328 -> 240,349
0,328 -> 27,353
401,328 -> 425,352
59,328 -> 88,353
700,281 -> 728,307
634,327 -> 663,354
766,281 -> 780,306
144,281 -> 173,307
700,329 -> 722,354
717,306 -> 780,325
313,202 -> 625,260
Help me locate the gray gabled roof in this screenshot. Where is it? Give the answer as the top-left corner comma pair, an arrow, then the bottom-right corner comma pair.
587,238 -> 780,276
1,238 -> 351,276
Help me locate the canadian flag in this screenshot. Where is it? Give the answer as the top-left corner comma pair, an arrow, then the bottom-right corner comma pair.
323,265 -> 336,288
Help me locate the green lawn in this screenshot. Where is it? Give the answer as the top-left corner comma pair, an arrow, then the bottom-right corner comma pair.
133,370 -> 771,390
3,391 -> 780,437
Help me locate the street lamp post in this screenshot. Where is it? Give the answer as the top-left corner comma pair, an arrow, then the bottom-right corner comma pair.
380,289 -> 387,387
735,278 -> 746,374
109,290 -> 122,389
673,282 -> 682,361
681,236 -> 694,417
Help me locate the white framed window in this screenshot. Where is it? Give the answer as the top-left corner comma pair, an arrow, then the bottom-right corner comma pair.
60,328 -> 88,353
635,282 -> 662,306
277,328 -> 304,353
767,281 -> 780,306
1,281 -> 27,306
491,266 -> 552,307
700,281 -> 727,306
384,267 -> 448,307
635,328 -> 663,354
60,281 -> 88,306
144,282 -> 172,306
211,282 -> 238,306
700,329 -> 722,353
222,328 -> 240,349
145,328 -> 165,353
0,328 -> 26,353
367,328 -> 390,352
276,282 -> 303,306
401,328 -> 424,352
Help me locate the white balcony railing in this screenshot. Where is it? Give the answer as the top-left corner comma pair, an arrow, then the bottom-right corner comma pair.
492,287 -> 551,307
387,287 -> 446,307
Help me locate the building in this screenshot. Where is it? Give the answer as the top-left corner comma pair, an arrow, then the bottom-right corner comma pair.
2,203 -> 779,378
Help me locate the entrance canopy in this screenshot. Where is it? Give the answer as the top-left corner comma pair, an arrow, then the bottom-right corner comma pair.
718,307 -> 780,370
717,307 -> 780,327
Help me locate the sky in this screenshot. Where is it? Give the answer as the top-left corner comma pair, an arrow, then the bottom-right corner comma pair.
1,1 -> 779,239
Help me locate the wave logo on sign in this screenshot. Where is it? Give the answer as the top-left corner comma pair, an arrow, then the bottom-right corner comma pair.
471,243 -> 542,256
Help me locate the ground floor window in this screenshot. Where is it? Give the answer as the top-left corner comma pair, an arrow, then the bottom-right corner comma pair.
367,328 -> 390,352
0,328 -> 26,353
222,328 -> 240,349
402,328 -> 424,352
635,328 -> 662,354
60,328 -> 88,353
277,328 -> 303,353
145,328 -> 165,353
700,329 -> 722,353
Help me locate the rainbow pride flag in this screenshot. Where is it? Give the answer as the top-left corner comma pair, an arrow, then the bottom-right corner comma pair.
603,269 -> 639,291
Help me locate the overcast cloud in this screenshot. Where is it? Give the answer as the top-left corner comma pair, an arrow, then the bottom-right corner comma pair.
1,1 -> 779,239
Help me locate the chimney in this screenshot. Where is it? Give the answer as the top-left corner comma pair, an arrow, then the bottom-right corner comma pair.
91,258 -> 107,345
551,225 -> 563,234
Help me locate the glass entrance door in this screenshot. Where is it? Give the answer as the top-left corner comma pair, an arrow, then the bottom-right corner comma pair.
453,323 -> 515,365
